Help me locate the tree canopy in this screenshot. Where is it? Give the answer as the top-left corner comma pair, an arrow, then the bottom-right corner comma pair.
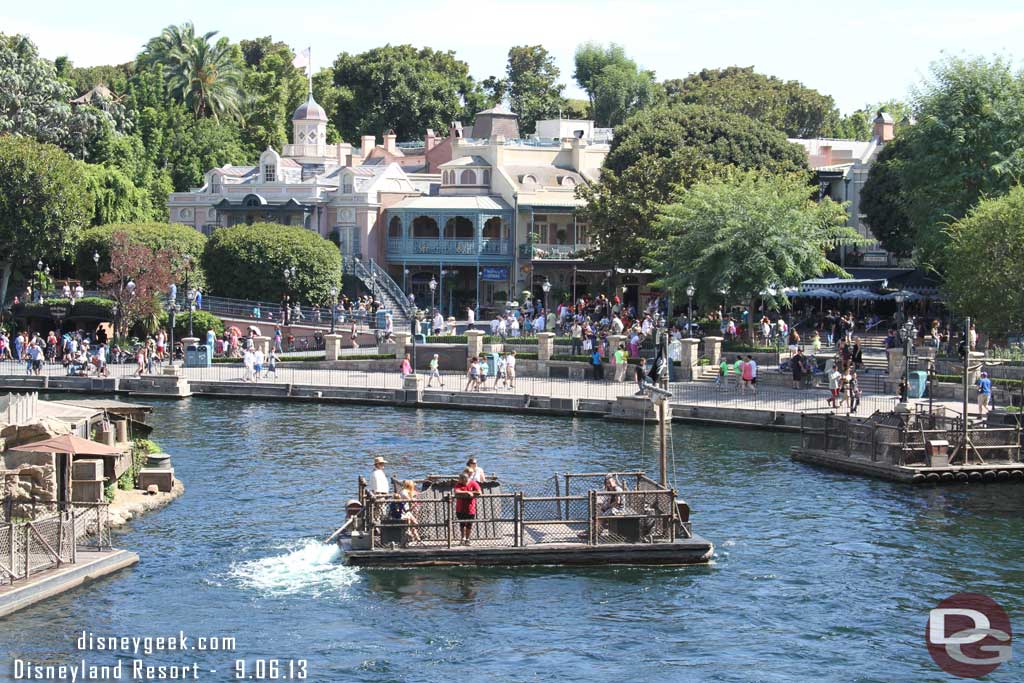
503,46 -> 564,135
650,171 -> 864,340
944,186 -> 1024,333
860,138 -> 913,257
573,42 -> 662,127
0,136 -> 94,306
202,223 -> 342,302
862,55 -> 1024,271
77,222 -> 208,288
580,104 -> 809,269
327,45 -> 486,141
666,66 -> 840,138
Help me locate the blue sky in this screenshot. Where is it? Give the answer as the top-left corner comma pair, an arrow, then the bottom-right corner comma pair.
4,0 -> 1023,113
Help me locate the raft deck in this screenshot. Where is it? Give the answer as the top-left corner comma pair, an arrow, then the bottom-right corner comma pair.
339,471 -> 714,567
792,411 -> 1024,484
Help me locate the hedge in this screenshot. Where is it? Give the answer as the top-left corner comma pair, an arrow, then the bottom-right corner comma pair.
722,342 -> 782,353
158,309 -> 224,340
426,335 -> 468,343
202,223 -> 341,303
212,353 -> 394,363
14,297 -> 115,320
933,373 -> 1023,389
78,222 -> 208,289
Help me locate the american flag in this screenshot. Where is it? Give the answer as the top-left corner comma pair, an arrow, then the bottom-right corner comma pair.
292,47 -> 311,73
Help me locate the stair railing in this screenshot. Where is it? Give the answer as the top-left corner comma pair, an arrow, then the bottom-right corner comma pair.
350,258 -> 413,319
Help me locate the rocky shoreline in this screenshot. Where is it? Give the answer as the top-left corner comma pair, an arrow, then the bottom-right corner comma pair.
108,479 -> 185,528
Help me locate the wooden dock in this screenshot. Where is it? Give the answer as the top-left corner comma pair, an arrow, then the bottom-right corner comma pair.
0,549 -> 138,618
793,410 -> 1024,484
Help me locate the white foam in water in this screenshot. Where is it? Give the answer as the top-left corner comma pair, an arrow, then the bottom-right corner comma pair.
229,539 -> 359,597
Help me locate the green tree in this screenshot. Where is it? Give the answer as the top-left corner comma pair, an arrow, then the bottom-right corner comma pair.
573,42 -> 661,127
0,137 -> 94,305
944,186 -> 1024,333
328,45 -> 485,141
238,37 -> 308,153
0,33 -> 111,159
202,223 -> 341,302
579,104 -> 809,269
81,165 -> 153,227
860,138 -> 914,257
651,171 -> 865,341
77,222 -> 207,288
863,55 -> 1024,271
140,22 -> 243,121
504,45 -> 564,134
591,63 -> 663,128
667,66 -> 840,138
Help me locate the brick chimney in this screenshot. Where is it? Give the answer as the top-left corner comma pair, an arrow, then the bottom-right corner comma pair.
873,111 -> 895,142
361,135 -> 375,160
819,144 -> 833,166
424,129 -> 436,151
383,129 -> 397,154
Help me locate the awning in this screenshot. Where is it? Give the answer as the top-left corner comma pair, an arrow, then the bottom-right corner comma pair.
15,433 -> 123,456
790,288 -> 841,298
841,289 -> 880,300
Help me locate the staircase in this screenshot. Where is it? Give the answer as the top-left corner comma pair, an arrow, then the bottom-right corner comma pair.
347,257 -> 412,328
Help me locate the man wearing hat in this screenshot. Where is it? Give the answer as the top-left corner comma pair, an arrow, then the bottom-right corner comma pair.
466,457 -> 485,484
370,456 -> 390,495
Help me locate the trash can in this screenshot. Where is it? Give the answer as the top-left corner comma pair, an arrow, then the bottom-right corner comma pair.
487,352 -> 499,376
419,320 -> 431,337
184,344 -> 212,368
375,310 -> 388,330
909,370 -> 928,399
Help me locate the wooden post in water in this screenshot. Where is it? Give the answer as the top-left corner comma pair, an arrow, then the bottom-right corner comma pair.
658,397 -> 668,488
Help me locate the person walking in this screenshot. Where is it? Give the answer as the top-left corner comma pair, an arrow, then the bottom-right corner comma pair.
717,357 -> 728,387
977,371 -> 992,415
506,350 -> 517,390
427,353 -> 444,388
266,348 -> 279,379
399,353 -> 413,378
740,355 -> 754,394
613,344 -> 628,382
591,347 -> 604,380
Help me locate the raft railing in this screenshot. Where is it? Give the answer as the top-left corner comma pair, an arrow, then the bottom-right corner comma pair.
361,486 -> 679,550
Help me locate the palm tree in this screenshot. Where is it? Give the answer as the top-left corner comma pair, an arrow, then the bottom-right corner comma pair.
141,22 -> 242,121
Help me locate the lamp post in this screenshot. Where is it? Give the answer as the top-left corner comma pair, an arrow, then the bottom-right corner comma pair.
167,284 -> 178,365
330,286 -> 338,334
900,317 -> 915,404
35,260 -> 44,302
93,251 -> 100,287
429,276 -> 437,318
686,283 -> 695,334
894,291 -> 905,324
184,255 -> 197,337
542,278 -> 551,312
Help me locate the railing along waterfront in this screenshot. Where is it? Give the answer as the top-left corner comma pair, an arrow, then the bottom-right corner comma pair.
0,356 -> 909,417
0,502 -> 112,586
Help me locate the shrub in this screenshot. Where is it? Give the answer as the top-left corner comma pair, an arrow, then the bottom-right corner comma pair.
426,335 -> 468,343
78,222 -> 208,289
158,309 -> 224,340
202,223 -> 341,303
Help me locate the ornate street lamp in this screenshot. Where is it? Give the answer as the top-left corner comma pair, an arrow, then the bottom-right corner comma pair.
686,283 -> 696,334
93,251 -> 100,288
429,276 -> 437,316
183,254 -> 197,337
542,278 -> 552,311
330,286 -> 338,333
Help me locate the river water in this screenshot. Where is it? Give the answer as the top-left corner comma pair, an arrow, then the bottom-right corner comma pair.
3,398 -> 1023,682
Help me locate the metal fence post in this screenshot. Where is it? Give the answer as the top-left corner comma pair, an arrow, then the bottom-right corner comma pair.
445,495 -> 452,549
23,524 -> 30,578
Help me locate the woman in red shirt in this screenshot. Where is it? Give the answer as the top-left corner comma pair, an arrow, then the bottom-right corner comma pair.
453,471 -> 482,546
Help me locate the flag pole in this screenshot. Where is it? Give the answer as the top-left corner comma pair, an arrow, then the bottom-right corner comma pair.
307,45 -> 313,97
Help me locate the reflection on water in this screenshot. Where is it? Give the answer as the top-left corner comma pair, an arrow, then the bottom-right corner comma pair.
3,397 -> 1024,682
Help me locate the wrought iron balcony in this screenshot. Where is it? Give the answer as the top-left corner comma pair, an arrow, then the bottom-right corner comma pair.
386,238 -> 510,258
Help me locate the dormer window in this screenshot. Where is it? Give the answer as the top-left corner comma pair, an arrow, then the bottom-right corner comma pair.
264,165 -> 276,182
343,177 -> 353,194
560,176 -> 576,188
483,170 -> 491,185
522,174 -> 537,189
460,170 -> 476,185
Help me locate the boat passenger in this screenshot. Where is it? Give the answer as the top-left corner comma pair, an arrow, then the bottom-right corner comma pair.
370,456 -> 390,496
399,480 -> 421,543
466,458 -> 486,484
453,471 -> 482,546
601,475 -> 624,516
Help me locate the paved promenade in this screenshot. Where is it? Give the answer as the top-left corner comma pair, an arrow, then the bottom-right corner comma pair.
1,359 -> 928,418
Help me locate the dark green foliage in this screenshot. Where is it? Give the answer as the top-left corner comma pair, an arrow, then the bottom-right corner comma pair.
202,223 -> 341,302
666,66 -> 839,138
327,45 -> 487,141
77,222 -> 207,288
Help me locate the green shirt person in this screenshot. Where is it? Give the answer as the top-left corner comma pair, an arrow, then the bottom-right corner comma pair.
614,348 -> 627,365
